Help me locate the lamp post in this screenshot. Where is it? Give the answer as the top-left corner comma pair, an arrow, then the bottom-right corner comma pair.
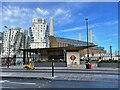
4,26 -> 11,68
85,18 -> 89,62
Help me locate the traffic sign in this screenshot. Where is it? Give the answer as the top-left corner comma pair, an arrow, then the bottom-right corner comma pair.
70,55 -> 76,60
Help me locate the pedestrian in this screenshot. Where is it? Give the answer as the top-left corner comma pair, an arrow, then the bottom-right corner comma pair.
25,58 -> 28,64
6,57 -> 9,68
85,61 -> 90,69
13,55 -> 16,66
13,59 -> 16,66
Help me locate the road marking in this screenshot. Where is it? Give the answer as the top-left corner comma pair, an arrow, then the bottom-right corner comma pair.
0,80 -> 9,83
1,86 -> 16,88
0,80 -> 36,85
8,81 -> 36,85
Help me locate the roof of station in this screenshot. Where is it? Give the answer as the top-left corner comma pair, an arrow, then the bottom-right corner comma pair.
55,36 -> 104,50
20,45 -> 96,53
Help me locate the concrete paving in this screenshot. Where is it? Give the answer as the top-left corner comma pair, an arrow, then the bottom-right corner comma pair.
1,72 -> 119,81
0,65 -> 119,81
1,65 -> 119,71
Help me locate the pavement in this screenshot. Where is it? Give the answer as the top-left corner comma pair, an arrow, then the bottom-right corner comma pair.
1,64 -> 119,70
0,65 -> 119,81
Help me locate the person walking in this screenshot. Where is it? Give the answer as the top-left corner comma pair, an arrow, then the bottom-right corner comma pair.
6,57 -> 9,68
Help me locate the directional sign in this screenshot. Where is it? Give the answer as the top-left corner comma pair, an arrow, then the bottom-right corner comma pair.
70,55 -> 76,60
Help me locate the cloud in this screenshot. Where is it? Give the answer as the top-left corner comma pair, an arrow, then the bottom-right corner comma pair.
3,6 -> 20,17
108,33 -> 118,37
104,20 -> 118,26
6,9 -> 12,16
61,26 -> 85,32
102,38 -> 112,43
96,20 -> 118,27
36,8 -> 49,16
51,8 -> 72,26
59,24 -> 96,33
2,4 -> 117,33
54,8 -> 67,16
9,19 -> 15,23
58,20 -> 118,33
106,33 -> 118,41
2,5 -> 50,19
3,17 -> 9,21
2,5 -> 50,29
2,5 -> 72,28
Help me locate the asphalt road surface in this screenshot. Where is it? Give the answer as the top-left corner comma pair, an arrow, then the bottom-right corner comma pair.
1,78 -> 118,89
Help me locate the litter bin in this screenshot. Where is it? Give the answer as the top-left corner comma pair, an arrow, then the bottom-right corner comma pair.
85,62 -> 90,69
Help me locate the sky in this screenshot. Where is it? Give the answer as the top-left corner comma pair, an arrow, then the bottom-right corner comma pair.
0,2 -> 118,53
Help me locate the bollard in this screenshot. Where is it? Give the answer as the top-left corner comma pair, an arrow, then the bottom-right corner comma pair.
52,59 -> 54,77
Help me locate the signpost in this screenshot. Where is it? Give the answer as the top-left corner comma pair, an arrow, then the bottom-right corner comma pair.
70,55 -> 76,64
70,55 -> 76,61
67,52 -> 80,67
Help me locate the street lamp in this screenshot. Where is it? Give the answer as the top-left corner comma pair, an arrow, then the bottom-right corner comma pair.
4,26 -> 11,68
85,18 -> 89,62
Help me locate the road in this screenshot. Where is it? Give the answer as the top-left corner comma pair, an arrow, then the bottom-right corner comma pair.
0,66 -> 119,89
1,68 -> 119,75
1,78 -> 119,89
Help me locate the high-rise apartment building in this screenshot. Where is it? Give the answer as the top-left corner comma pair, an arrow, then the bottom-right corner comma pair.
29,18 -> 49,49
0,32 -> 3,56
2,27 -> 28,57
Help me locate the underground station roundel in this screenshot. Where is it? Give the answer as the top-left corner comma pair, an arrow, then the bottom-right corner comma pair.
70,55 -> 76,61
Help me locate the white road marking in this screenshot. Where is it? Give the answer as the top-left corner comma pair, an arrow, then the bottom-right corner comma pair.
0,80 -> 36,85
8,81 -> 36,85
0,80 -> 9,83
1,87 -> 16,88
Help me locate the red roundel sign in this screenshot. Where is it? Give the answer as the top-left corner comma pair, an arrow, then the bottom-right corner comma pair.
70,55 -> 76,60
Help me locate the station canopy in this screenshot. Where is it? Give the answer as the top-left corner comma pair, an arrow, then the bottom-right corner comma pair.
20,45 -> 96,54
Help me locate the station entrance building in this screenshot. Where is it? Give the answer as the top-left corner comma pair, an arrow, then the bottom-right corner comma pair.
20,45 -> 97,66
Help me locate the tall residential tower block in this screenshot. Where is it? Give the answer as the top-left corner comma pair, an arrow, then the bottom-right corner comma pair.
2,27 -> 27,57
29,18 -> 49,49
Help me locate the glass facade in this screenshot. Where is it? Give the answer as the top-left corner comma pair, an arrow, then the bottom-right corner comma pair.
55,37 -> 104,50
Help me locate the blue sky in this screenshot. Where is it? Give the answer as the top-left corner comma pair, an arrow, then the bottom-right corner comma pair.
1,2 -> 118,53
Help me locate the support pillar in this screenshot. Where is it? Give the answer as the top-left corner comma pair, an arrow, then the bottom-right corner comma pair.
23,50 -> 26,65
27,51 -> 28,59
